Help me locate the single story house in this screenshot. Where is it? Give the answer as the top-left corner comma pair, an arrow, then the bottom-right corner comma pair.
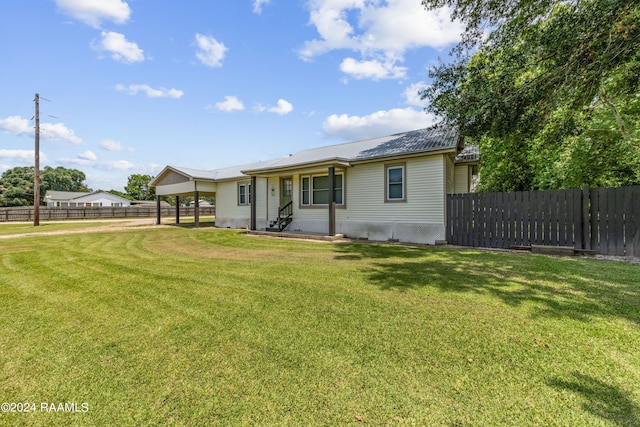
44,190 -> 132,207
151,126 -> 479,244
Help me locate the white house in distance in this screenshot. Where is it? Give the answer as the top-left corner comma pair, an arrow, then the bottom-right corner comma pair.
151,126 -> 479,244
44,190 -> 132,207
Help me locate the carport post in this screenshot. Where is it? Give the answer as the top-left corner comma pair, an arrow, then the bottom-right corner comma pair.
328,166 -> 336,236
194,191 -> 200,227
250,176 -> 257,230
175,196 -> 180,224
155,196 -> 161,225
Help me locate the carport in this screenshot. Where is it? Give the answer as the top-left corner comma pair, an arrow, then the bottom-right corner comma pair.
150,166 -> 217,227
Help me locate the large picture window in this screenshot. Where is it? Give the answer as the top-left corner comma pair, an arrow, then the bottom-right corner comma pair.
300,173 -> 343,206
385,164 -> 405,202
238,182 -> 251,205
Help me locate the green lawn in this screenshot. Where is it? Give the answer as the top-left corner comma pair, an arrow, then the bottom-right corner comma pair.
0,227 -> 638,426
0,221 -> 114,236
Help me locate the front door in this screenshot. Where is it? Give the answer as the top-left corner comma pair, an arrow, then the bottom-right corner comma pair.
280,177 -> 293,207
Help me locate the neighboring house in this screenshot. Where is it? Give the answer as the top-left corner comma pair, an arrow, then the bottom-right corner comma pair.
44,190 -> 132,207
151,126 -> 479,244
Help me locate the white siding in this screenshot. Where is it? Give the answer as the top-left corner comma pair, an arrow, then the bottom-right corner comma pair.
454,165 -> 470,194
215,180 -> 251,229
73,192 -> 132,207
215,156 -> 449,243
254,177 -> 268,229
293,156 -> 447,242
446,156 -> 455,195
267,176 -> 281,224
340,156 -> 445,224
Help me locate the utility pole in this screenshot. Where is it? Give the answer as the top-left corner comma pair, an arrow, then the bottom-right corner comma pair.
34,93 -> 40,226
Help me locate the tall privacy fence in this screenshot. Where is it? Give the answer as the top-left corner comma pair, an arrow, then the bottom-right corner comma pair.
447,186 -> 640,257
0,206 -> 216,222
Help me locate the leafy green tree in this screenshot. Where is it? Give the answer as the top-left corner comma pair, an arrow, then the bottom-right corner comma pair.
107,189 -> 134,201
125,174 -> 156,201
421,0 -> 640,190
41,166 -> 91,194
0,167 -> 35,206
0,166 -> 92,206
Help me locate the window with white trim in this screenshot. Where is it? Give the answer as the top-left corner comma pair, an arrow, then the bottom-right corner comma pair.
300,173 -> 344,206
385,164 -> 405,202
238,183 -> 251,205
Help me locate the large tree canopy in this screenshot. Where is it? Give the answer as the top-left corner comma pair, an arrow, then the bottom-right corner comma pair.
125,174 -> 156,201
0,166 -> 91,206
41,166 -> 91,194
422,0 -> 640,190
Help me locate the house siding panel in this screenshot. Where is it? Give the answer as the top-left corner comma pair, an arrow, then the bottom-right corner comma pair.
446,156 -> 455,195
335,156 -> 445,243
454,165 -> 470,194
215,180 -> 250,229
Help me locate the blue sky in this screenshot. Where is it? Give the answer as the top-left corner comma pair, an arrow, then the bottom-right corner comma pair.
0,0 -> 463,191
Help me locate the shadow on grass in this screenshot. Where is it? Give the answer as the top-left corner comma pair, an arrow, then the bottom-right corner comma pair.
333,242 -> 640,324
171,222 -> 217,229
548,373 -> 640,427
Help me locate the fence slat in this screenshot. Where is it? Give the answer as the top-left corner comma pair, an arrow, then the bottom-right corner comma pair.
630,186 -> 640,257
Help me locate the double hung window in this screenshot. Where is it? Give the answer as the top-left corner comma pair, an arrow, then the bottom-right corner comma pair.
301,173 -> 343,206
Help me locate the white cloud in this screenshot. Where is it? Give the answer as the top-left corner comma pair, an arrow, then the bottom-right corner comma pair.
404,81 -> 429,106
253,0 -> 271,14
95,31 -> 145,63
322,107 -> 436,140
101,160 -> 136,170
214,96 -> 245,112
40,123 -> 83,145
0,116 -> 31,135
59,156 -> 136,171
0,115 -> 82,145
116,84 -> 184,99
55,0 -> 131,28
100,139 -> 132,152
268,99 -> 294,115
78,150 -> 97,161
299,0 -> 463,80
195,34 -> 227,68
0,149 -> 48,163
340,57 -> 407,80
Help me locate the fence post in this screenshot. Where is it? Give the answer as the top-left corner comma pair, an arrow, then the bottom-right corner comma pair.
581,185 -> 591,251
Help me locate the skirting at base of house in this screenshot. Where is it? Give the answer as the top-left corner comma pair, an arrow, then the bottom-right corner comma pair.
215,217 -> 445,245
341,221 -> 445,245
290,220 -> 445,245
215,217 -> 250,229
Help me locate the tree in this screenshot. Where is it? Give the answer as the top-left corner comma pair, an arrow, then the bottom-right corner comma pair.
421,0 -> 640,190
41,166 -> 91,194
124,174 -> 155,201
0,166 -> 92,206
0,167 -> 35,207
107,189 -> 134,201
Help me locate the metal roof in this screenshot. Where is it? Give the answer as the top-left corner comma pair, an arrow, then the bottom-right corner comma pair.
455,144 -> 480,163
154,126 -> 469,184
354,126 -> 460,161
44,190 -> 131,202
44,191 -> 91,200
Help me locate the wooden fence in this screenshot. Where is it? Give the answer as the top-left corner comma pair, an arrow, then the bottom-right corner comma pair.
447,186 -> 640,257
0,206 -> 215,222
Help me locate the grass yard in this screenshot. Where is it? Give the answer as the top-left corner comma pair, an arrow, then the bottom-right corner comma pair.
0,226 -> 638,426
0,221 -> 114,236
